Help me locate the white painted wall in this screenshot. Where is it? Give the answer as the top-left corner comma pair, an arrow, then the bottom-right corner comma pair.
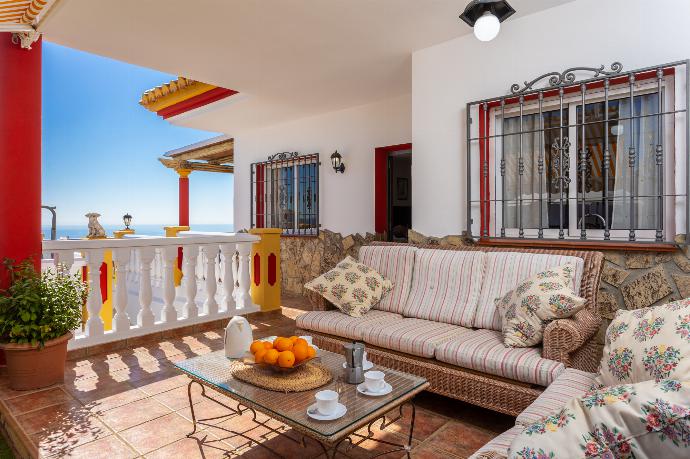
233,94 -> 411,235
412,0 -> 690,237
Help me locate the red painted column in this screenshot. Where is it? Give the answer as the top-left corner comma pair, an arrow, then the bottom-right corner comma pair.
0,34 -> 42,288
177,168 -> 191,226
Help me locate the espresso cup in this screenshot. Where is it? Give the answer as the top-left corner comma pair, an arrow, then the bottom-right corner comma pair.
315,389 -> 339,415
364,370 -> 386,393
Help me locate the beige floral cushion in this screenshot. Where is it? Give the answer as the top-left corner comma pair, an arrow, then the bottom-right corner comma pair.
304,256 -> 393,317
594,298 -> 690,387
496,264 -> 585,347
508,378 -> 690,458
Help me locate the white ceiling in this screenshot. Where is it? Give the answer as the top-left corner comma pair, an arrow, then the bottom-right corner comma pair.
42,0 -> 574,134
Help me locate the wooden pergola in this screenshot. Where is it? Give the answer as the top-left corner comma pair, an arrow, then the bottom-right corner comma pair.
158,135 -> 234,174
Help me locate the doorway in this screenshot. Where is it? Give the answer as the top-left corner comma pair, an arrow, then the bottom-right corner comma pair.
374,143 -> 412,241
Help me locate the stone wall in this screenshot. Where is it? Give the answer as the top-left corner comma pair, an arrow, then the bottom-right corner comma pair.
280,229 -> 690,345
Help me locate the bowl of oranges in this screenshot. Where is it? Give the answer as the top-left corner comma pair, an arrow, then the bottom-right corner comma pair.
248,336 -> 318,372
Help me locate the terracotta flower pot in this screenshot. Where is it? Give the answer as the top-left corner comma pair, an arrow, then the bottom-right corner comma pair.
0,332 -> 72,390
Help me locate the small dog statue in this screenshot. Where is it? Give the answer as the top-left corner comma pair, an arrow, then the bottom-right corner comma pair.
85,212 -> 106,239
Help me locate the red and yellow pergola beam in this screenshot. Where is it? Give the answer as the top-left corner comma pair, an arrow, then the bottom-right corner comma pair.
139,77 -> 237,119
0,0 -> 49,24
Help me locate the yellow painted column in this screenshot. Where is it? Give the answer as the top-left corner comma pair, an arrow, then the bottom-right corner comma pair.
249,228 -> 282,311
163,225 -> 190,286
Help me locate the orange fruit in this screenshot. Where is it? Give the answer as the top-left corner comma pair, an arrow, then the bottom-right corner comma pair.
294,338 -> 309,348
306,346 -> 317,359
263,341 -> 273,350
264,349 -> 280,365
275,337 -> 293,352
293,343 -> 309,362
254,348 -> 268,364
288,335 -> 299,343
278,351 -> 295,368
250,340 -> 265,354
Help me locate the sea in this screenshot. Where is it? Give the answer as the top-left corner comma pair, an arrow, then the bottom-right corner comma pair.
42,223 -> 235,240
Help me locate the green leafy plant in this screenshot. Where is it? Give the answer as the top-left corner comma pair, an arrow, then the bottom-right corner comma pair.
0,259 -> 86,346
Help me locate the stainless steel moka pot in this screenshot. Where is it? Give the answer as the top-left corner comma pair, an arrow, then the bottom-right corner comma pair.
343,341 -> 365,384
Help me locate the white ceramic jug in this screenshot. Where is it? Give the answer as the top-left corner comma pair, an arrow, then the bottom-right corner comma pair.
224,316 -> 253,358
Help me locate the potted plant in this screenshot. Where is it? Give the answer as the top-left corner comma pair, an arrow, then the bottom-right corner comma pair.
0,260 -> 86,390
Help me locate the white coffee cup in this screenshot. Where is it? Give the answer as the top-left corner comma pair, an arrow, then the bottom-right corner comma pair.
364,370 -> 386,393
300,335 -> 313,345
315,389 -> 339,415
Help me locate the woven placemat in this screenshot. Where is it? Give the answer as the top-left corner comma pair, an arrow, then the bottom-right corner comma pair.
231,361 -> 333,392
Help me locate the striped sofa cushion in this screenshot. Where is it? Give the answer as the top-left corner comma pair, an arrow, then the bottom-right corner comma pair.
435,329 -> 565,386
359,245 -> 416,314
468,425 -> 524,459
362,318 -> 472,358
473,252 -> 585,330
296,310 -> 404,340
516,368 -> 597,426
402,249 -> 486,327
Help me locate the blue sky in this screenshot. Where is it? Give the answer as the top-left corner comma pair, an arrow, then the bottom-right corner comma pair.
42,42 -> 233,226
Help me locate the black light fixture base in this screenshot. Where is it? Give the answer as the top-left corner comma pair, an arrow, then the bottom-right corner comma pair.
459,0 -> 515,27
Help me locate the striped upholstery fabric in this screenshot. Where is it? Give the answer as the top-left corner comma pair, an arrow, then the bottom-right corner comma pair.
359,245 -> 416,314
296,310 -> 404,340
473,252 -> 585,330
402,249 -> 485,327
469,425 -> 524,459
435,329 -> 565,386
362,318 -> 473,358
516,368 -> 597,426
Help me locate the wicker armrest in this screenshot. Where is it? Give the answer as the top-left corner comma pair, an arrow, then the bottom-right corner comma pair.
542,308 -> 601,367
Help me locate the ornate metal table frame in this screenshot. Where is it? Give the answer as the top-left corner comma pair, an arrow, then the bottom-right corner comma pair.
184,375 -> 428,458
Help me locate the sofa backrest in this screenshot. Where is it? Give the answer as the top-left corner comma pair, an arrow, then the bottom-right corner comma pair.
402,248 -> 486,327
358,244 -> 416,314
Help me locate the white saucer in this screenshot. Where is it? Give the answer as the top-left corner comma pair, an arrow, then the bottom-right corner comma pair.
307,402 -> 347,421
342,361 -> 374,371
357,382 -> 393,396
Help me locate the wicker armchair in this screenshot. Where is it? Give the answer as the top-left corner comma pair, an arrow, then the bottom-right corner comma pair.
298,243 -> 604,416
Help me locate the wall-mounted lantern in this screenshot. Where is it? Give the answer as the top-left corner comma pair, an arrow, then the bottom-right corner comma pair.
330,150 -> 345,173
123,213 -> 133,230
459,0 -> 515,42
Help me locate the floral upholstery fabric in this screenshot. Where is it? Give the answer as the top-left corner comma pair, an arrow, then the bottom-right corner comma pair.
305,256 -> 393,317
402,249 -> 486,327
496,264 -> 585,347
516,368 -> 597,426
474,252 -> 584,331
508,378 -> 690,459
361,318 -> 472,358
435,329 -> 565,386
595,298 -> 690,387
295,310 -> 404,341
469,425 -> 524,459
359,245 -> 416,314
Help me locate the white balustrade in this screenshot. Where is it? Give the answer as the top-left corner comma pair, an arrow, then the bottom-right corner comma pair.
42,232 -> 260,349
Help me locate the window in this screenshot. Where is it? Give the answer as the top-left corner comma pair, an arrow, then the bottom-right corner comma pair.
251,152 -> 320,236
468,61 -> 689,245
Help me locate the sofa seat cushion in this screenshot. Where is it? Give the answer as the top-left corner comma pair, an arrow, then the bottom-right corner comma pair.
362,318 -> 472,358
435,329 -> 565,386
359,245 -> 416,314
516,368 -> 597,426
296,310 -> 404,341
474,252 -> 585,331
469,425 -> 524,459
402,249 -> 486,327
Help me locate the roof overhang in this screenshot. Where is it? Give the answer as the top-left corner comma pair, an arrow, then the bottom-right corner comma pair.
158,135 -> 234,174
140,76 -> 238,119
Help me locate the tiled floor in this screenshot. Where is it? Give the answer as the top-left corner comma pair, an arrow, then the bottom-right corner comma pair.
0,295 -> 513,458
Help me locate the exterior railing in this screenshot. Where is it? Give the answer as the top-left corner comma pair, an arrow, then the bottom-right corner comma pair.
42,232 -> 260,349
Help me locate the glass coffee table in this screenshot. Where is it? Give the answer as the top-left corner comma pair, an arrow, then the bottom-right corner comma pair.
174,348 -> 429,458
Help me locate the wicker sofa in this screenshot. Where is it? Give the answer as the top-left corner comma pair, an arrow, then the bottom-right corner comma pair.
296,242 -> 604,416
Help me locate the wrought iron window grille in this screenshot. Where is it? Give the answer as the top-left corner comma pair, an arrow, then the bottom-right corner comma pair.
466,60 -> 690,246
251,152 -> 320,236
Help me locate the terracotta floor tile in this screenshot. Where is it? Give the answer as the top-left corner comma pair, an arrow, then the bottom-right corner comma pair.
119,412 -> 193,454
385,406 -> 450,441
130,372 -> 190,396
145,431 -> 236,459
63,372 -> 130,399
409,442 -> 462,459
5,387 -> 73,415
98,397 -> 172,432
427,420 -> 496,458
153,382 -> 204,410
32,414 -> 111,457
16,399 -> 86,435
81,386 -> 150,414
48,434 -> 138,459
0,381 -> 45,401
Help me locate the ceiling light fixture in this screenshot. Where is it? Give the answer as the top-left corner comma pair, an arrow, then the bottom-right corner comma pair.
459,0 -> 515,42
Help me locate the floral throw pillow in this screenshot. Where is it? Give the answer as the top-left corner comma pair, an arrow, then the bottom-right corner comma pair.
508,378 -> 690,459
595,298 -> 690,387
304,256 -> 393,317
495,264 -> 585,347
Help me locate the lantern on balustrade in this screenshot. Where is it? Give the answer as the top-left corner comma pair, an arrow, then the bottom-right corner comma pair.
123,213 -> 132,230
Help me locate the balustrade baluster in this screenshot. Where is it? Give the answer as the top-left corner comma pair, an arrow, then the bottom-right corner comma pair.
137,247 -> 155,328
201,244 -> 219,316
112,248 -> 131,332
236,242 -> 253,310
161,246 -> 179,323
220,243 -> 236,312
183,244 -> 199,319
84,249 -> 105,337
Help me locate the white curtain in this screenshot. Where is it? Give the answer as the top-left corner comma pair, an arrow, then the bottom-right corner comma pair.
611,94 -> 660,230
